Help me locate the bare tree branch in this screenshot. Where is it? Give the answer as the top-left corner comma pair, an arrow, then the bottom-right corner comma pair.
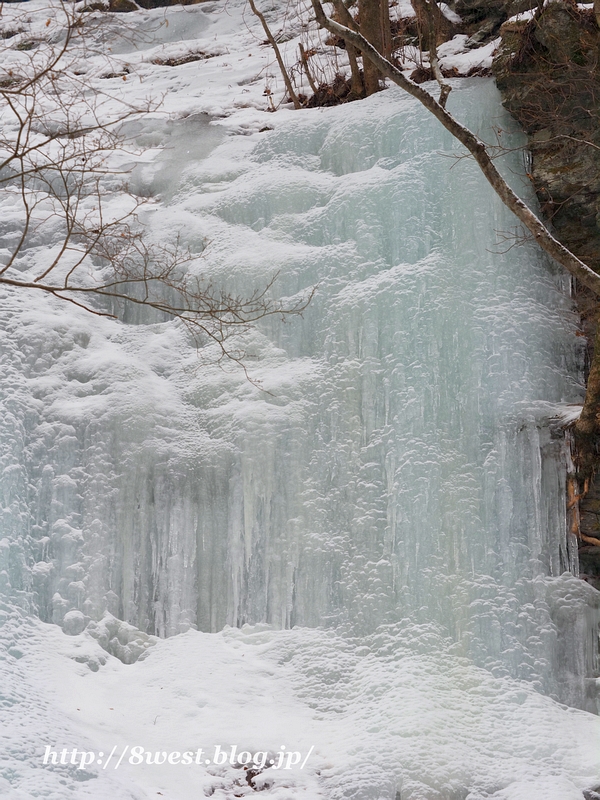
411,0 -> 451,107
311,0 -> 600,296
247,0 -> 303,109
0,0 -> 312,368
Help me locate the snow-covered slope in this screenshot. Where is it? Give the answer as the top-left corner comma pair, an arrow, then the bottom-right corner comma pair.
1,2 -> 599,799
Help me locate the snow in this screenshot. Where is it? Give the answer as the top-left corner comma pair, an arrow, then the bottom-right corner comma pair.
390,0 -> 417,20
503,3 -> 587,26
4,610 -> 600,800
505,9 -> 538,25
439,3 -> 462,25
438,36 -> 500,73
3,608 -> 600,800
504,0 -> 593,25
0,1 -> 599,799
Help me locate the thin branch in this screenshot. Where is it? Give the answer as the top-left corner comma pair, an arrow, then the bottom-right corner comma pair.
311,0 -> 600,296
412,0 -> 451,107
247,0 -> 302,109
0,0 -> 314,373
299,42 -> 318,95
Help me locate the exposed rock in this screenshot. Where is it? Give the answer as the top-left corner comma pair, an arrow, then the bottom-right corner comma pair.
493,2 -> 600,272
87,0 -> 214,10
493,1 -> 600,546
505,0 -> 538,15
127,0 -> 213,7
80,0 -> 110,11
465,16 -> 502,46
455,0 -> 505,26
579,465 -> 600,588
533,5 -> 582,63
108,0 -> 139,11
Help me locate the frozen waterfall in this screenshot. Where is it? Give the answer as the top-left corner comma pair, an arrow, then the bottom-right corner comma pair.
1,76 -> 597,712
2,2 -> 600,797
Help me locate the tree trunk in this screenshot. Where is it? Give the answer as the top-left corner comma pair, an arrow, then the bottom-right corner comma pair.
381,0 -> 391,59
311,0 -> 600,296
358,0 -> 384,94
299,43 -> 319,95
411,0 -> 451,106
332,0 -> 365,97
248,0 -> 302,109
347,42 -> 365,97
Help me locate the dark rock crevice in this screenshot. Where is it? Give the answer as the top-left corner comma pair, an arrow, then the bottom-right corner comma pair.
492,2 -> 600,580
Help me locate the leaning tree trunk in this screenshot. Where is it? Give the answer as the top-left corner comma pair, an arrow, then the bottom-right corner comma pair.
312,0 -> 600,542
311,0 -> 600,295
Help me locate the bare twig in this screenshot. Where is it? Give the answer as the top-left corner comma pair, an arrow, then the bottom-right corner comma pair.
247,0 -> 302,109
0,0 -> 312,367
299,42 -> 318,95
310,0 -> 600,296
411,0 -> 451,107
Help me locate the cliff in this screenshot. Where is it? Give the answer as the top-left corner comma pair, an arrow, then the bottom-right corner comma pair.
489,0 -> 600,585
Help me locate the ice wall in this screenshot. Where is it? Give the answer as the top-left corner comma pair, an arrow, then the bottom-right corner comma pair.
1,78 -> 598,708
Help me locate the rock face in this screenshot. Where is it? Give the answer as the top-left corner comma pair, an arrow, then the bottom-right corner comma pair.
134,0 -> 209,6
88,0 -> 208,10
493,2 -> 600,273
453,0 -> 540,37
493,2 -> 600,552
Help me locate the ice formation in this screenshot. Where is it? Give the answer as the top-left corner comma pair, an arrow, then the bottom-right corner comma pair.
1,2 -> 599,799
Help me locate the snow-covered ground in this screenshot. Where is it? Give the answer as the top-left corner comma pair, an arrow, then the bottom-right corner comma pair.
1,2 -> 599,799
4,606 -> 600,800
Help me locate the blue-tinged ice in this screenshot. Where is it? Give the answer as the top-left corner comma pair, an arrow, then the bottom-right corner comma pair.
0,69 -> 597,749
